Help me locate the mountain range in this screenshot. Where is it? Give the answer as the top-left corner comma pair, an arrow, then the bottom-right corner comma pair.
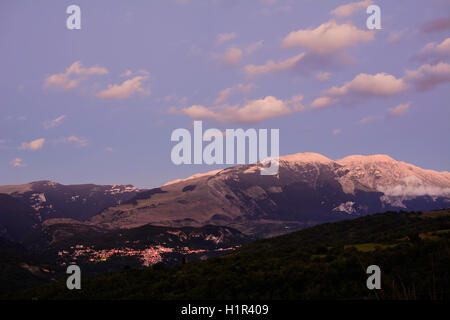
1,153 -> 450,242
1,152 -> 450,296
88,152 -> 450,237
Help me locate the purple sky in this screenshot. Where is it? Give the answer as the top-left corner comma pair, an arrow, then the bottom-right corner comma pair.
1,0 -> 449,188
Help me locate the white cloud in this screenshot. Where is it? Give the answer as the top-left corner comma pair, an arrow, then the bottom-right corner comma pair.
245,40 -> 264,54
331,0 -> 372,18
315,72 -> 331,81
311,73 -> 405,109
11,158 -> 27,167
44,61 -> 108,90
310,96 -> 337,109
245,53 -> 305,77
405,62 -> 450,92
214,88 -> 233,105
179,95 -> 302,123
214,83 -> 255,105
217,32 -> 236,45
282,20 -> 374,54
358,115 -> 378,124
414,38 -> 450,63
44,115 -> 66,129
387,31 -> 403,44
326,73 -> 406,97
20,138 -> 45,151
223,47 -> 243,67
387,103 -> 411,118
64,136 -> 88,147
96,75 -> 150,99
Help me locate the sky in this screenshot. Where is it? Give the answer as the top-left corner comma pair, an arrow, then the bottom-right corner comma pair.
1,0 -> 449,188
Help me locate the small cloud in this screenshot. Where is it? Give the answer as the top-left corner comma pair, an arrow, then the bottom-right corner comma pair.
11,158 -> 27,168
387,31 -> 403,44
214,83 -> 255,105
223,47 -> 243,67
214,88 -> 233,105
315,72 -> 331,81
106,147 -> 114,152
20,138 -> 45,151
405,62 -> 450,92
331,0 -> 372,18
282,20 -> 374,54
65,136 -> 88,147
179,95 -> 299,123
288,95 -> 306,111
44,115 -> 66,129
413,38 -> 450,63
311,72 -> 406,109
358,115 -> 378,124
245,40 -> 264,54
217,32 -> 236,45
333,128 -> 342,135
245,53 -> 305,77
387,103 -> 411,118
120,70 -> 133,77
44,61 -> 108,91
310,96 -> 337,109
96,75 -> 150,99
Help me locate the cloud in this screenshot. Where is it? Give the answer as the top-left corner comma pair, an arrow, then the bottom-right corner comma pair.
331,0 -> 372,18
288,95 -> 306,111
387,31 -> 403,44
120,70 -> 133,77
414,38 -> 450,63
245,40 -> 264,54
179,95 -> 302,123
422,15 -> 450,33
20,138 -> 45,151
11,158 -> 27,168
223,47 -> 243,67
405,62 -> 450,92
245,53 -> 305,77
333,128 -> 342,135
214,88 -> 233,105
44,115 -> 66,129
44,61 -> 108,90
64,136 -> 88,147
311,73 -> 406,108
96,75 -> 150,99
326,73 -> 406,96
217,32 -> 236,45
214,83 -> 255,105
387,103 -> 411,118
282,20 -> 374,54
315,71 -> 331,81
310,96 -> 337,109
358,115 -> 378,124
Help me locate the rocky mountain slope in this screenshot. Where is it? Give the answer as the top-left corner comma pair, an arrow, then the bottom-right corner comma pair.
0,181 -> 142,242
87,153 -> 450,237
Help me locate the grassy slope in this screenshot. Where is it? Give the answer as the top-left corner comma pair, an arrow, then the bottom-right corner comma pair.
12,209 -> 450,300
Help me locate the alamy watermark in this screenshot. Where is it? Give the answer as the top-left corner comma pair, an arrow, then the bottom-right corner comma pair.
170,121 -> 280,175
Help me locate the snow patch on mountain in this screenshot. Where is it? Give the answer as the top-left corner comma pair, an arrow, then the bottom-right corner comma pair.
333,201 -> 356,214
